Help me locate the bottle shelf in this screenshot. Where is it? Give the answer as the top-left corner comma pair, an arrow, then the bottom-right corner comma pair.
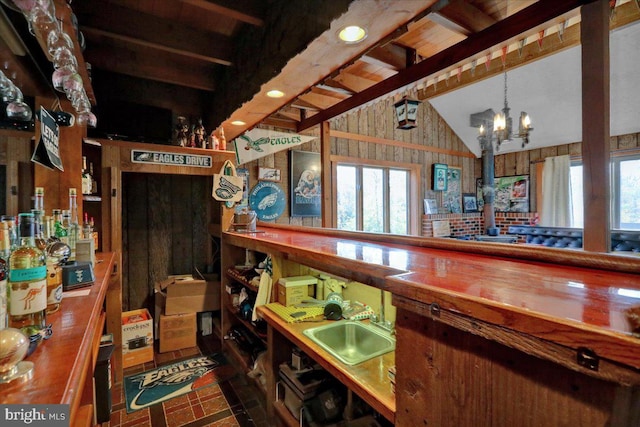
226,268 -> 260,293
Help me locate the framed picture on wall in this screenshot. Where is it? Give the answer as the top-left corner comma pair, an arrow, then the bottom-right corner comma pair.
463,193 -> 478,213
476,175 -> 530,213
443,166 -> 462,213
234,167 -> 250,213
258,167 -> 281,182
424,198 -> 438,214
290,150 -> 321,217
432,163 -> 448,191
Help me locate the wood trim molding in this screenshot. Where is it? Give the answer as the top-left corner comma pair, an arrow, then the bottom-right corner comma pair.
330,130 -> 476,158
394,295 -> 640,386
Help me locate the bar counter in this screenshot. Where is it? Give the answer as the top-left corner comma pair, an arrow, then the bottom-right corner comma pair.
224,226 -> 640,371
1,252 -> 115,426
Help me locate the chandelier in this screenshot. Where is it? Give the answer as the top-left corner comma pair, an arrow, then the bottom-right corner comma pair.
478,71 -> 532,151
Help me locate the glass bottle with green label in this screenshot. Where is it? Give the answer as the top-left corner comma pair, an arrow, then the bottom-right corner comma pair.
8,213 -> 47,337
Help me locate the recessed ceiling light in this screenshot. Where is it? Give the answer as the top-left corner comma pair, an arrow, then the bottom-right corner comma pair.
266,89 -> 284,98
231,120 -> 246,126
338,25 -> 367,44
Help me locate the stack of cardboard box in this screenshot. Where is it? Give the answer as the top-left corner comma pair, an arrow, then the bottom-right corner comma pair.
154,275 -> 220,353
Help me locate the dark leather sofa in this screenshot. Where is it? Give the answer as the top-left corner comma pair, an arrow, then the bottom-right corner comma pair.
507,225 -> 640,252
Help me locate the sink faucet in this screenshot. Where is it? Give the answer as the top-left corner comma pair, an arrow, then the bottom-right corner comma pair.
371,289 -> 394,334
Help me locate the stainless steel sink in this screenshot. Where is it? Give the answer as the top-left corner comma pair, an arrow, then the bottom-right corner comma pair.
302,321 -> 395,365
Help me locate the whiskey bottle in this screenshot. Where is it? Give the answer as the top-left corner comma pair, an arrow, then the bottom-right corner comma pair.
0,221 -> 9,330
8,213 -> 47,337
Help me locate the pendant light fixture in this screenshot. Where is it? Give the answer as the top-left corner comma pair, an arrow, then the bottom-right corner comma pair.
478,71 -> 533,151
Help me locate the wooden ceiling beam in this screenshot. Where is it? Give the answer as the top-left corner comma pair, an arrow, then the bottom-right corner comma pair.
315,82 -> 354,96
298,0 -> 597,132
437,0 -> 497,33
75,1 -> 233,66
81,27 -> 229,66
290,99 -> 320,111
331,72 -> 379,93
86,46 -> 215,91
178,0 -> 264,26
361,43 -> 413,71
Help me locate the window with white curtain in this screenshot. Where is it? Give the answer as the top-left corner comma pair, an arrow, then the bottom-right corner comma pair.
569,155 -> 640,230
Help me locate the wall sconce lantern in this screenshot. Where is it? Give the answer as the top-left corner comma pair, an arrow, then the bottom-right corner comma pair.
394,97 -> 420,130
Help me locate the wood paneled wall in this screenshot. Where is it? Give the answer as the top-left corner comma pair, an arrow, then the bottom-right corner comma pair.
0,131 -> 33,216
227,96 -> 639,231
121,172 -> 213,311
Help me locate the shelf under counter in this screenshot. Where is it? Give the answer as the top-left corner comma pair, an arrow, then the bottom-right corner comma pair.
257,305 -> 395,424
0,252 -> 116,425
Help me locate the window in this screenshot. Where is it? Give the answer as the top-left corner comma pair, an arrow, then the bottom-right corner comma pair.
335,161 -> 412,235
570,155 -> 640,230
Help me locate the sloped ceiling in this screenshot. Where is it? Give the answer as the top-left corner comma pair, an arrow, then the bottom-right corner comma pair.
430,19 -> 640,158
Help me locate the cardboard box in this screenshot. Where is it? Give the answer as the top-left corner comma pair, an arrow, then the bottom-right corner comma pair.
277,275 -> 317,306
122,309 -> 154,368
155,275 -> 220,316
159,312 -> 197,353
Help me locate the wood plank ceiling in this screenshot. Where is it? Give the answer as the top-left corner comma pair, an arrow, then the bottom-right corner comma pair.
8,0 -> 637,141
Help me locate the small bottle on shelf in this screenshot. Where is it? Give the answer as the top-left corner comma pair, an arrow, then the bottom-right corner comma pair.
82,156 -> 92,195
8,213 -> 47,337
90,217 -> 98,250
89,162 -> 98,194
68,188 -> 79,259
82,212 -> 92,240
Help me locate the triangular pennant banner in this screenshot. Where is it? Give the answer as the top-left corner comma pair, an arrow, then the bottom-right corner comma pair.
517,39 -> 526,57
470,59 -> 477,76
557,20 -> 567,42
485,52 -> 492,71
500,46 -> 508,67
537,29 -> 545,50
233,129 -> 317,165
456,66 -> 462,82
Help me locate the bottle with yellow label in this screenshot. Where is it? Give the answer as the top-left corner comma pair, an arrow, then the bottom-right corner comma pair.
8,213 -> 47,337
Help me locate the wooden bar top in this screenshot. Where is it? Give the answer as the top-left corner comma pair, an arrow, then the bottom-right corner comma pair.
257,305 -> 395,423
225,227 -> 640,371
1,253 -> 115,414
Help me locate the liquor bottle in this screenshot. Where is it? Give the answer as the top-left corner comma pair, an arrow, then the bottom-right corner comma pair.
90,217 -> 98,249
8,213 -> 47,337
0,221 -> 9,330
34,186 -> 44,212
53,209 -> 68,245
82,156 -> 91,195
82,212 -> 92,240
89,162 -> 97,194
1,215 -> 17,250
68,188 -> 79,259
32,187 -> 46,250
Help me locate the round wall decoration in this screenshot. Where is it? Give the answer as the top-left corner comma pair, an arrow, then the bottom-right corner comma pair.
249,181 -> 286,221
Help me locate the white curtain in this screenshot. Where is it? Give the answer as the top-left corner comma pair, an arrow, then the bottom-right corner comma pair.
540,155 -> 573,227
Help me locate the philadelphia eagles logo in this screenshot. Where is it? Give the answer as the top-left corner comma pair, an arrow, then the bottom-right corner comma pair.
240,135 -> 270,152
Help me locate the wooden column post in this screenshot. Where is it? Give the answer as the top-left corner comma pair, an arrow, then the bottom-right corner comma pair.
320,121 -> 332,227
581,0 -> 610,252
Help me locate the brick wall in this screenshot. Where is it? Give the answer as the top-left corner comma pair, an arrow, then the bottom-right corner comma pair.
422,212 -> 536,243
